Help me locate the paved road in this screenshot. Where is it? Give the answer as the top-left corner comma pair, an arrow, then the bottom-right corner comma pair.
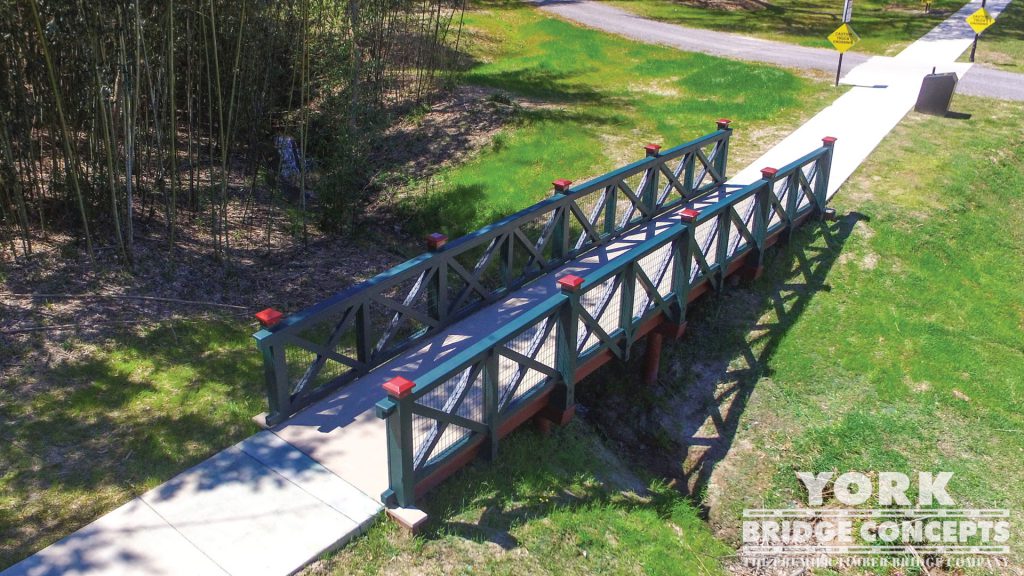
534,0 -> 1024,101
959,66 -> 1024,100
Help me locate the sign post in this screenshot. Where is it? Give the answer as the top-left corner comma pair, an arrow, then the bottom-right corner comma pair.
966,0 -> 995,62
828,17 -> 860,86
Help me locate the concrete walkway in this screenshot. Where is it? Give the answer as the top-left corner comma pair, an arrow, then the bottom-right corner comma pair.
2,2 -> 1015,576
728,0 -> 1014,193
3,431 -> 382,576
535,0 -> 1024,101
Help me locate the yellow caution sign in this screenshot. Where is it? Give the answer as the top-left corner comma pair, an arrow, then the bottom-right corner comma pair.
966,7 -> 995,34
828,23 -> 861,53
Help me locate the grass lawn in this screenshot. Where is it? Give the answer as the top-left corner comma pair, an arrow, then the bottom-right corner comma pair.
960,0 -> 1024,73
0,2 -> 834,571
603,0 -> 966,54
303,96 -> 1024,575
396,0 -> 838,237
643,93 -> 1023,571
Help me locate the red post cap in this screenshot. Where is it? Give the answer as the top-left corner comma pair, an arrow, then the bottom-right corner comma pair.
679,208 -> 700,223
822,136 -> 838,146
716,118 -> 732,130
426,232 -> 448,252
644,143 -> 662,157
557,274 -> 585,292
255,308 -> 284,327
383,376 -> 416,399
552,179 -> 573,193
760,167 -> 779,180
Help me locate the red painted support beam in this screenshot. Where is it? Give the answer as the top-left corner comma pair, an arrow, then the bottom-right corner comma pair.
643,330 -> 665,386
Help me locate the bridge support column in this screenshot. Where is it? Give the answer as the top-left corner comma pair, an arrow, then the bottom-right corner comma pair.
643,331 -> 664,386
741,262 -> 765,283
535,404 -> 577,435
642,319 -> 687,387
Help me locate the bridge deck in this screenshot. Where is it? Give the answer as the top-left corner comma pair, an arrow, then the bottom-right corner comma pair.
271,184 -> 736,513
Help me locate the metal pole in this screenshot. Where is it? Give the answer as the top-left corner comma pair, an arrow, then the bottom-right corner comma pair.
835,53 -> 844,86
971,0 -> 988,63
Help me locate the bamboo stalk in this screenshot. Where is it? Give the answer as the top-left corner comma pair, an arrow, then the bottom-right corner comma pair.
167,0 -> 177,248
28,0 -> 95,265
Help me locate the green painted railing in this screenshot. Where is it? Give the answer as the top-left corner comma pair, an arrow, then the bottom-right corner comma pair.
375,137 -> 836,508
253,123 -> 734,425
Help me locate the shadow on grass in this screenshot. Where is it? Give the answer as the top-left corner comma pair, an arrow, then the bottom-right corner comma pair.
0,319 -> 265,570
579,211 -> 866,512
392,183 -> 491,239
463,68 -> 608,104
414,419 -> 692,555
387,105 -> 622,239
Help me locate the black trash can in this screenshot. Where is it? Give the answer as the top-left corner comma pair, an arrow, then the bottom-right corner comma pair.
914,71 -> 958,116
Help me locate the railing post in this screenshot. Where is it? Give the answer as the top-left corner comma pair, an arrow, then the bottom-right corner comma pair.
377,376 -> 416,508
426,233 -> 448,323
551,179 -> 572,260
551,274 -> 583,421
714,118 -> 732,186
674,209 -> 698,322
259,342 -> 290,427
500,234 -> 513,290
745,169 -> 775,282
817,136 -> 837,214
785,168 -> 800,242
620,262 -> 637,348
683,148 -> 696,199
483,350 -> 500,461
716,207 -> 730,290
603,185 -> 617,237
643,144 -> 661,214
355,302 -> 372,365
255,308 -> 289,426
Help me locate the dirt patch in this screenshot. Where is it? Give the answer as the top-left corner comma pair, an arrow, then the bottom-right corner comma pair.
837,247 -> 878,270
674,0 -> 771,12
627,77 -> 685,98
979,51 -> 1020,69
368,85 -> 520,208
382,85 -> 512,179
886,3 -> 950,16
905,376 -> 931,392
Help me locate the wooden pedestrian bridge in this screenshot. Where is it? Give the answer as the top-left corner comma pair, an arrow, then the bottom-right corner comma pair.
3,120 -> 840,576
253,120 -> 838,527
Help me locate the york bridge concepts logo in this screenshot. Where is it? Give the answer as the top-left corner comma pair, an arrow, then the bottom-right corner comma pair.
741,471 -> 1013,570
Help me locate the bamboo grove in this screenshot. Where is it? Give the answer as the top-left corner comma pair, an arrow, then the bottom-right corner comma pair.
0,0 -> 467,267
